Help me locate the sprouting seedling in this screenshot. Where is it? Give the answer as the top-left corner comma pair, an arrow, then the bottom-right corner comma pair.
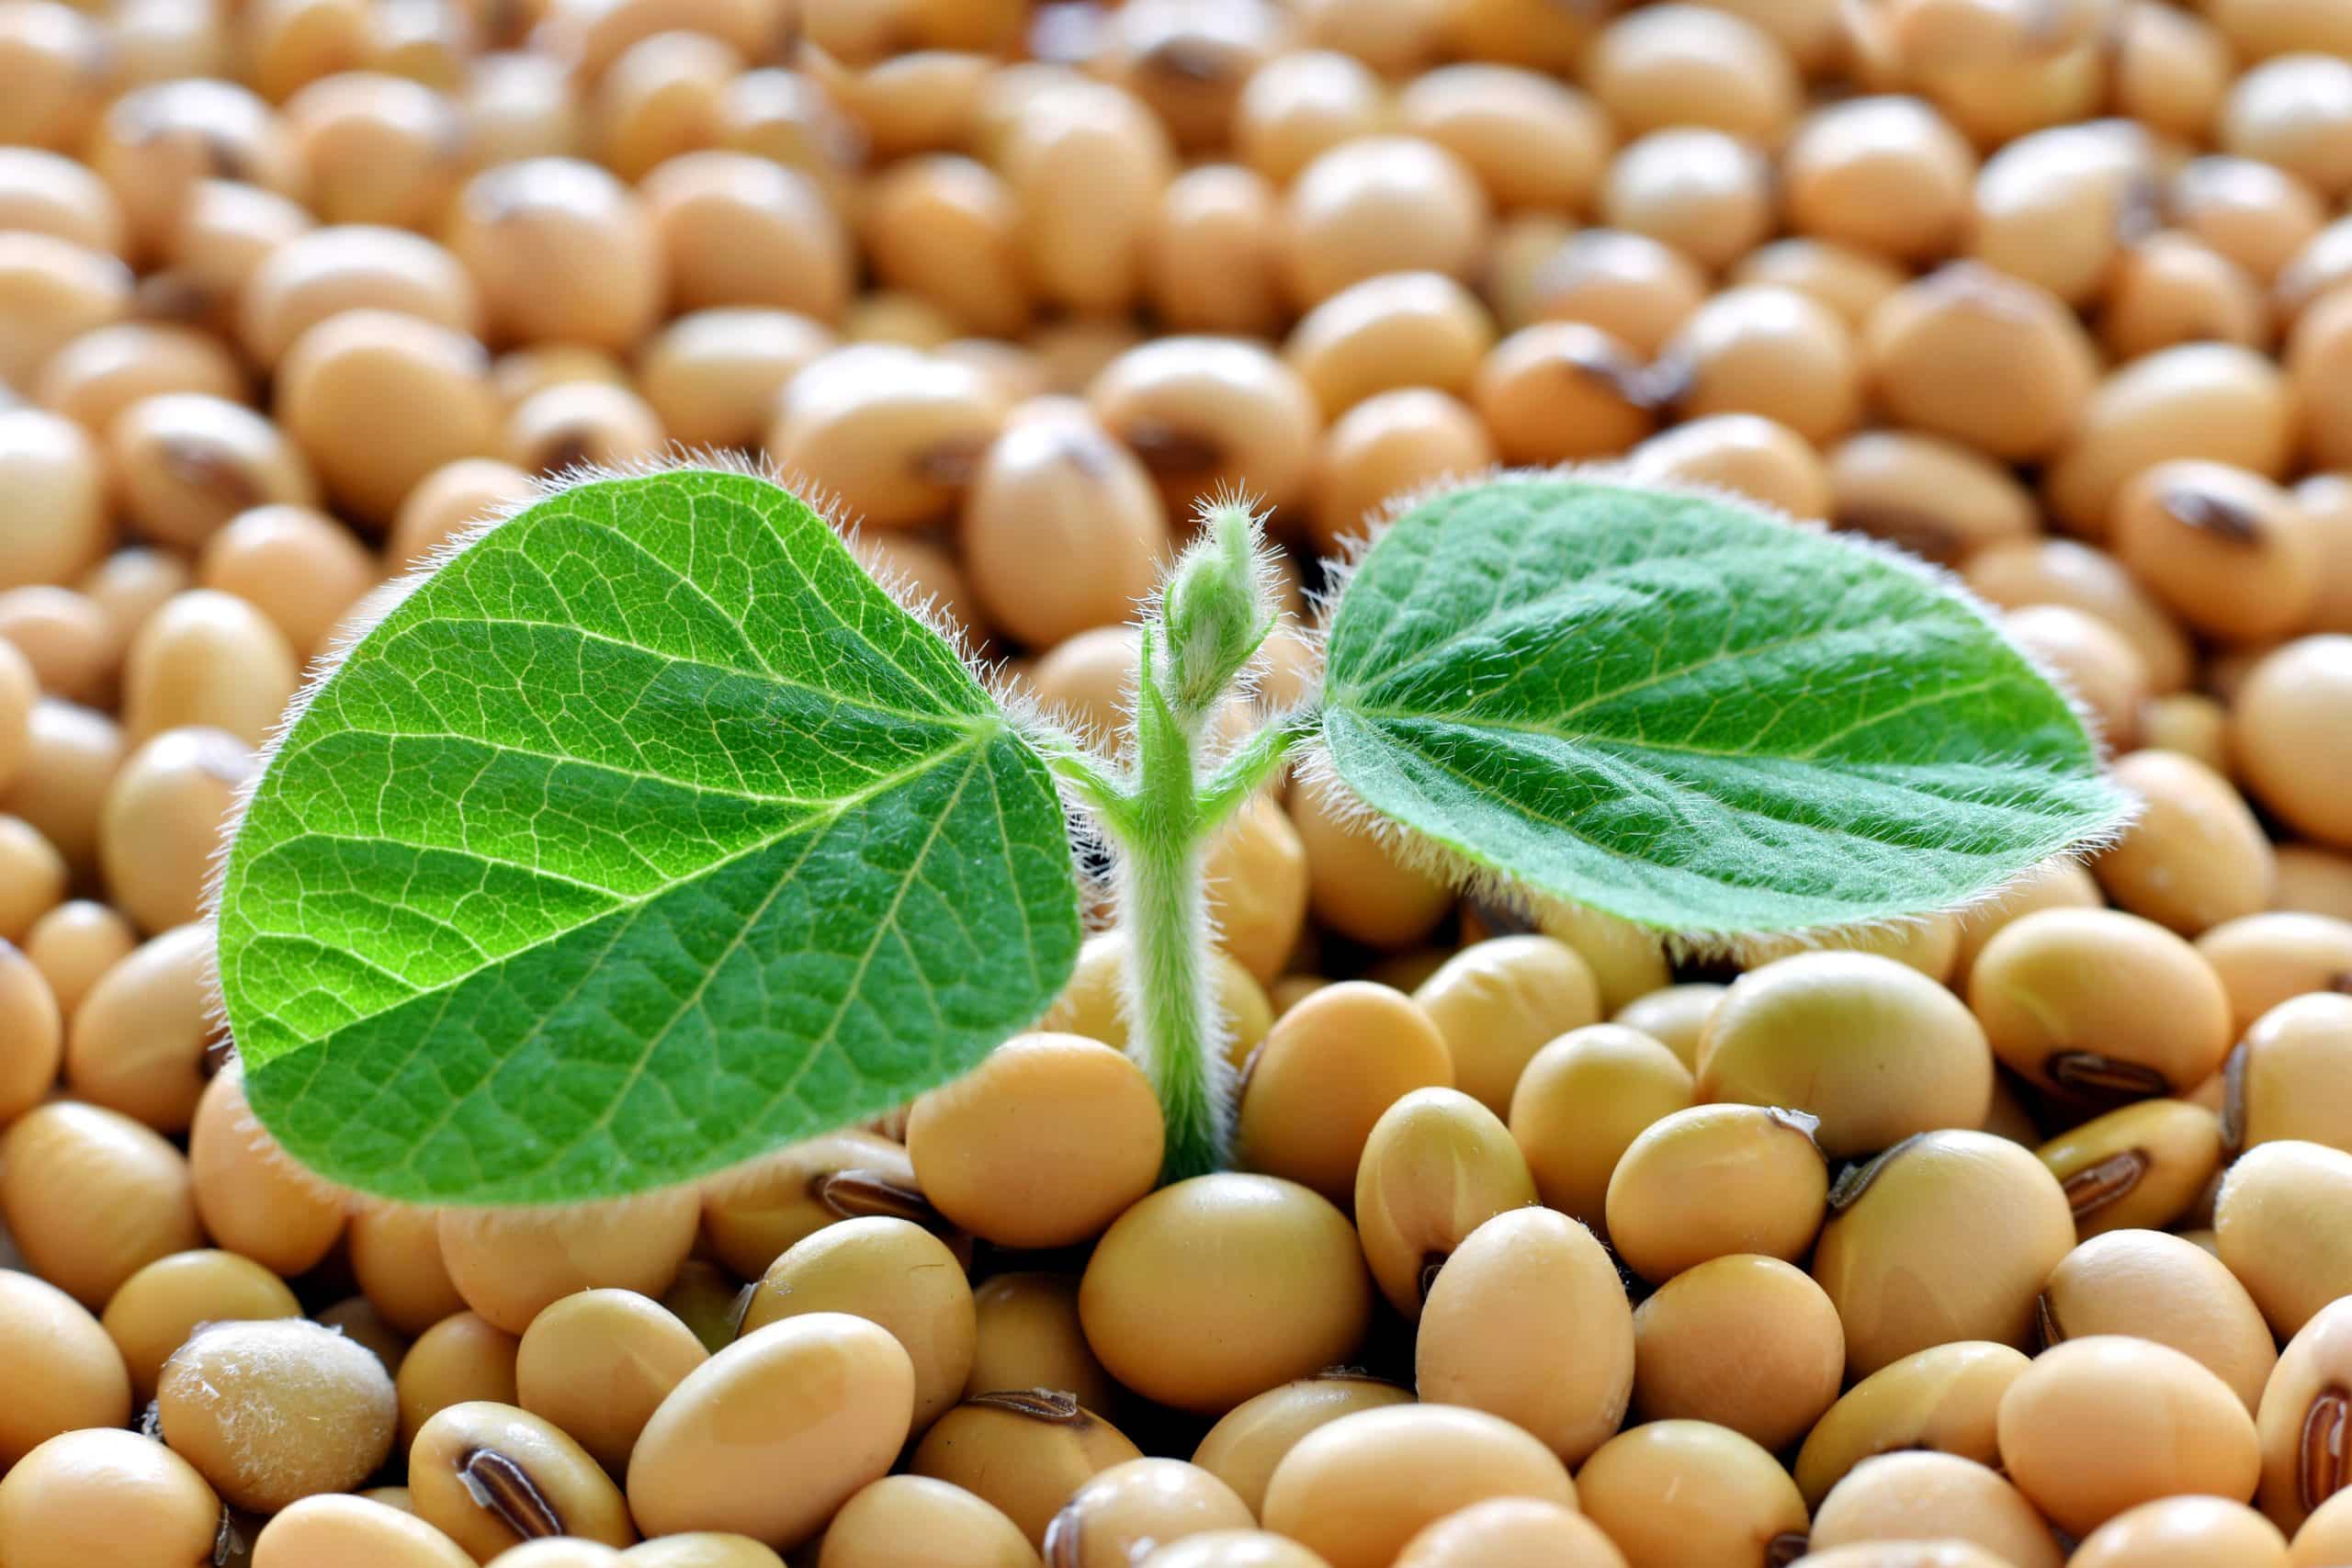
210,464 -> 2128,1203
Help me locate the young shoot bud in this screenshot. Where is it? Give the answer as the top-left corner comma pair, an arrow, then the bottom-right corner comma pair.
1159,498 -> 1277,724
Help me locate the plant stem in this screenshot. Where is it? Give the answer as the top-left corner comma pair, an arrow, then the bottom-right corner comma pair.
1118,633 -> 1228,1183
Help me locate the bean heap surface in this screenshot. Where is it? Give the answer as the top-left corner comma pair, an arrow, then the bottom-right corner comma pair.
4,1 -> 2352,1565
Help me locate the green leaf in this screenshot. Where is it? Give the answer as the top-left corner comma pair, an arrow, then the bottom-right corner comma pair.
215,468 -> 1080,1205
1318,475 -> 2129,935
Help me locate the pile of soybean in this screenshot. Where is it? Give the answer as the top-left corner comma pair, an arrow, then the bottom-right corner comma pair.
9,0 -> 2352,1565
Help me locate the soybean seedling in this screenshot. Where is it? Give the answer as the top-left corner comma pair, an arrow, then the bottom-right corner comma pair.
211,466 -> 2126,1202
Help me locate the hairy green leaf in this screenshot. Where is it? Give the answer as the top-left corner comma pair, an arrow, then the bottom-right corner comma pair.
215,468 -> 1080,1205
1318,476 -> 2129,934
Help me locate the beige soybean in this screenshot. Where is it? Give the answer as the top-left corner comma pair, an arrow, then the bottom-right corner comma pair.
966,1272 -> 1116,1416
318,1296 -> 409,1378
1283,272 -> 1493,421
1733,240 -> 1907,335
0,1269 -> 131,1471
2256,1295 -> 2352,1535
37,321 -> 245,435
1969,908 -> 2232,1101
515,1290 -> 708,1475
2095,750 -> 2273,936
1575,1420 -> 1809,1568
620,1532 -> 786,1566
1606,1103 -> 1828,1282
2273,843 -> 2352,920
0,814 -> 62,947
414,1401 -> 636,1558
1000,83 -> 1171,319
236,224 -> 481,369
1191,1376 -> 1415,1521
913,1391 -> 1143,1551
1661,285 -> 1861,447
506,380 -> 665,475
1827,431 -> 2035,564
349,1201 -> 468,1337
1586,2 -> 1797,143
1417,1205 -> 1633,1464
1509,1024 -> 1691,1224
1308,387 -> 1493,558
1090,335 -> 1321,520
107,393 -> 319,554
1233,50 -> 1383,187
696,1127 -> 924,1281
1392,1497 -> 1626,1568
119,589 -> 299,750
159,1317 -> 397,1512
1280,135 -> 1490,310
1235,980 -> 1453,1205
1145,164 -> 1283,339
1527,229 -> 1706,358
0,1099 -> 200,1308
0,412 -> 107,598
1998,1335 -> 2260,1537
275,309 -> 501,525
738,1216 -> 971,1432
2101,231 -> 2269,363
0,586 -> 114,709
1600,129 -> 1772,274
98,728 -> 250,938
1353,1087 -> 1537,1319
1287,770 -> 1452,950
2217,1139 -> 2352,1337
2234,640 -> 2352,852
1472,321 -> 1656,466
2199,911 -> 2352,1033
100,1247 -> 300,1398
1962,537 -> 2193,696
251,1490 -> 474,1567
1,699 -> 122,879
960,402 -> 1166,652
1202,795 -> 1310,993
438,1187 -> 699,1336
1699,952 -> 1991,1159
2045,344 -> 2295,541
1611,982 -> 1725,1069
769,344 -> 1002,528
2037,1099 -> 2223,1239
396,1312 -> 520,1450
0,233 -> 128,390
1396,64 -> 1607,214
2003,604 -> 2149,751
818,1476 -> 1037,1568
1081,1173 -> 1372,1416
0,1427 -> 222,1568
1626,413 -> 1833,521
0,936 -> 60,1125
639,152 -> 850,322
635,309 -> 831,452
2229,992 -> 2352,1155
2296,1490 -> 2352,1567
1632,1254 -> 1843,1452
1781,96 -> 1975,264
1261,1404 -> 1575,1568
1814,1130 -> 2075,1376
1045,1459 -> 1252,1568
283,73 -> 464,230
1794,1341 -> 2030,1508
1809,1452 -> 2060,1568
2041,1227 -> 2278,1414
908,1033 -> 1161,1250
447,158 -> 664,352
1410,936 -> 1600,1118
2112,462 -> 2316,645
1863,264 -> 2098,462
2072,1495 -> 2290,1568
198,504 -> 377,660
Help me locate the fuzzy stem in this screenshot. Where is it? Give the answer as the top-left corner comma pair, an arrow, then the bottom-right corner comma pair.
1116,632 -> 1229,1183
